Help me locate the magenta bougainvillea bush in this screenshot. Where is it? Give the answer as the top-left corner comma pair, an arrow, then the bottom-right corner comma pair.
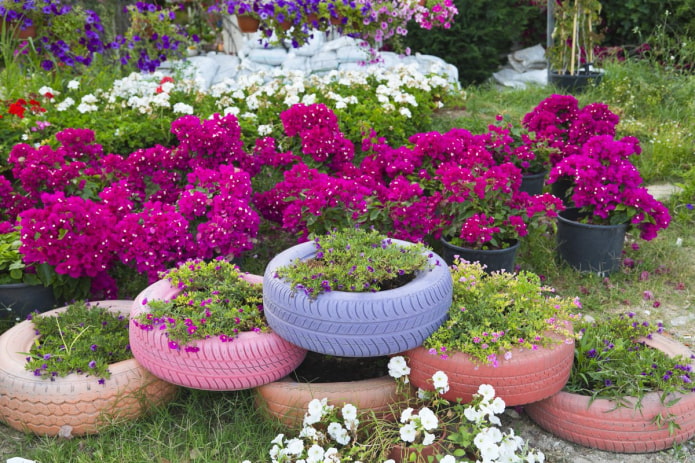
0,97 -> 671,300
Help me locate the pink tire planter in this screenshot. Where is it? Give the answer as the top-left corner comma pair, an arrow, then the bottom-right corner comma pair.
255,375 -> 398,429
525,334 -> 695,453
0,300 -> 178,437
130,276 -> 307,391
406,332 -> 575,407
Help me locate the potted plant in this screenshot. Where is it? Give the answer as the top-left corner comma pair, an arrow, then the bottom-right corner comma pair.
130,257 -> 307,391
0,299 -> 177,437
406,259 -> 579,407
521,94 -> 621,204
0,227 -> 56,332
263,227 -> 452,357
549,134 -> 671,274
526,313 -> 695,452
435,160 -> 565,272
546,0 -> 604,92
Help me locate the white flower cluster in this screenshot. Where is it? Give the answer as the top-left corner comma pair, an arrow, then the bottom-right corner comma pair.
398,406 -> 439,445
441,384 -> 546,463
269,398 -> 361,463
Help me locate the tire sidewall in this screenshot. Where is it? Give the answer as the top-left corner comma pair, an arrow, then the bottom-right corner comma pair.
263,240 -> 453,357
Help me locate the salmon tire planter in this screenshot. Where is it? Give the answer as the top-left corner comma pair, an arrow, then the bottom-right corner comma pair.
525,334 -> 695,453
406,334 -> 575,407
0,300 -> 177,437
130,277 -> 307,391
263,240 -> 453,357
255,375 -> 398,429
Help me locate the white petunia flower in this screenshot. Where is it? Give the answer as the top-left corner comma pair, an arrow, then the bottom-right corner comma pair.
418,407 -> 438,431
67,80 -> 80,90
399,423 -> 417,443
399,407 -> 414,423
439,456 -> 457,463
306,444 -> 324,463
285,437 -> 304,456
478,384 -> 496,401
431,370 -> 449,394
388,356 -> 411,380
399,107 -> 412,118
422,431 -> 435,446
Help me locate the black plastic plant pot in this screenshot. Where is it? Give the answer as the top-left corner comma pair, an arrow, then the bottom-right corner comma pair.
440,238 -> 520,274
548,70 -> 603,93
556,208 -> 628,276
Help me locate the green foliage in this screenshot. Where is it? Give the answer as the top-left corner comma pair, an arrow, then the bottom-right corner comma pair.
424,259 -> 579,365
601,0 -> 695,46
275,228 -> 431,298
138,259 -> 265,348
566,313 -> 693,412
23,300 -> 131,381
402,0 -> 538,84
0,230 -> 36,285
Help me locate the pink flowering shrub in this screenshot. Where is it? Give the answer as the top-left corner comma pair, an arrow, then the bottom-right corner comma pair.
1,113 -> 260,298
549,135 -> 671,240
522,94 -> 620,166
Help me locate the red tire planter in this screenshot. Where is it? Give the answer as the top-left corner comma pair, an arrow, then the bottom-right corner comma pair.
406,332 -> 575,407
263,240 -> 453,357
255,375 -> 398,429
0,300 -> 177,437
525,334 -> 695,453
130,276 -> 307,391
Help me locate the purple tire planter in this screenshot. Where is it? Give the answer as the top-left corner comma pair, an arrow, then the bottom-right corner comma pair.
263,240 -> 453,357
130,277 -> 307,391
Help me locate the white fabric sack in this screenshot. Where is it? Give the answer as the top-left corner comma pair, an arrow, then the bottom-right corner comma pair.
183,56 -> 221,90
336,45 -> 370,63
247,48 -> 290,66
493,68 -> 548,89
208,54 -> 241,86
320,36 -> 359,52
282,55 -> 309,72
294,33 -> 326,56
508,44 -> 548,73
309,51 -> 340,72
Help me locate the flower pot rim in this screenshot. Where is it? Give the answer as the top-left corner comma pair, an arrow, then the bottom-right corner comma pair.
558,208 -> 628,230
268,239 -> 447,300
440,237 -> 520,254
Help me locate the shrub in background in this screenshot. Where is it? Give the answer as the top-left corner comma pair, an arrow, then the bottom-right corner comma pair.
402,0 -> 539,84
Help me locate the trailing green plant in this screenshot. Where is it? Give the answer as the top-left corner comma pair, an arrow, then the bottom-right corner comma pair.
133,258 -> 266,350
273,227 -> 432,298
424,259 -> 579,366
22,300 -> 131,383
566,313 -> 695,410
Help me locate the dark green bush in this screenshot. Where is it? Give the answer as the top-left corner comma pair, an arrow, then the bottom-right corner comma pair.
403,0 -> 542,85
601,0 -> 695,45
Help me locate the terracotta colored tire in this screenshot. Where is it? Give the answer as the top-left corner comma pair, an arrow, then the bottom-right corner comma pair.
130,278 -> 307,391
263,240 -> 453,357
525,334 -> 695,453
0,300 -> 178,437
255,375 -> 398,429
406,334 -> 575,407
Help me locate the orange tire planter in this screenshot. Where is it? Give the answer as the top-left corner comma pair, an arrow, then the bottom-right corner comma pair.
406,333 -> 575,407
0,300 -> 178,437
130,276 -> 307,391
255,375 -> 398,429
525,334 -> 695,453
